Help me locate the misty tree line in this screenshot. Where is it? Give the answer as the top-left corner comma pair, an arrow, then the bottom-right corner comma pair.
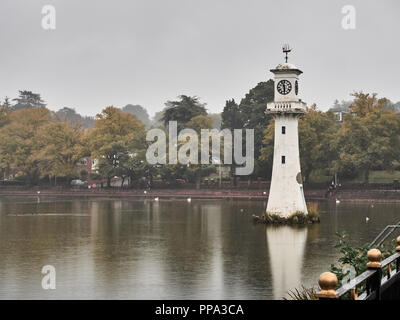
221,81 -> 400,184
0,86 -> 399,187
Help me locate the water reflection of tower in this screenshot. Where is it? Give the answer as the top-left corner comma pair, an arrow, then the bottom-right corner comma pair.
266,226 -> 307,299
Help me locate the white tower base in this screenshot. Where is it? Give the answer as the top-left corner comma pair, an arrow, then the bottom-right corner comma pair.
266,113 -> 307,218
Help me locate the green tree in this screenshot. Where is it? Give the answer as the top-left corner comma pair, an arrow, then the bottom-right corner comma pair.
239,80 -> 274,178
150,109 -> 165,128
3,97 -> 12,109
298,105 -> 339,183
118,130 -> 154,188
259,121 -> 274,180
56,107 -> 94,129
12,90 -> 46,110
330,232 -> 395,294
221,99 -> 243,129
185,115 -> 215,189
209,113 -> 222,129
260,105 -> 339,184
162,95 -> 207,131
121,104 -> 151,128
221,99 -> 243,184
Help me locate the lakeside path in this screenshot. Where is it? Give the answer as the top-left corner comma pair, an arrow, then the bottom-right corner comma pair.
0,188 -> 399,202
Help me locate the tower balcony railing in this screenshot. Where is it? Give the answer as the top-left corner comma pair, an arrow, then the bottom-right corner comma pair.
266,101 -> 307,114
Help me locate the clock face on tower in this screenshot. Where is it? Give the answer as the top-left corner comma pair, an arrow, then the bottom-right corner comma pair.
277,80 -> 292,95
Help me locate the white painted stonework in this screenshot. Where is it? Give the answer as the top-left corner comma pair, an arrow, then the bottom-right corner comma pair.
266,62 -> 308,217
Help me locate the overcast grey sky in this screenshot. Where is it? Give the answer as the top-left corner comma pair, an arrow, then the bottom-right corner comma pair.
0,0 -> 399,117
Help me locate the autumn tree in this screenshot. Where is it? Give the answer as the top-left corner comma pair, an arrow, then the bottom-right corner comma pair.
35,121 -> 87,184
186,114 -> 213,133
0,102 -> 11,128
333,93 -> 400,183
88,106 -> 145,187
0,107 -> 52,184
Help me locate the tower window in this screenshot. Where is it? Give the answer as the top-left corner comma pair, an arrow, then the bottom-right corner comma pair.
282,126 -> 286,134
281,156 -> 286,164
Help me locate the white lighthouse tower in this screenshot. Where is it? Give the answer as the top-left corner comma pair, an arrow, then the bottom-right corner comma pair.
266,45 -> 308,217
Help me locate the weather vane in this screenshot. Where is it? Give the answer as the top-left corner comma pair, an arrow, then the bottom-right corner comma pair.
282,44 -> 292,63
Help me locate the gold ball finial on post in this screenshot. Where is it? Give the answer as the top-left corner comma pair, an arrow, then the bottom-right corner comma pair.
316,272 -> 338,299
396,236 -> 400,252
366,249 -> 382,268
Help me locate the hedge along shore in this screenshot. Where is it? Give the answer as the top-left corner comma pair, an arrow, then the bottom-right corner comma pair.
0,188 -> 399,202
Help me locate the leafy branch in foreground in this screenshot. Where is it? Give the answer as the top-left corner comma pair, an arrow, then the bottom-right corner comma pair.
285,231 -> 396,300
329,231 -> 395,288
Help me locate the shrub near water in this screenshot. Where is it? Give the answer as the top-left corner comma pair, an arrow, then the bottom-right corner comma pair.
262,202 -> 320,225
329,231 -> 396,298
285,232 -> 397,300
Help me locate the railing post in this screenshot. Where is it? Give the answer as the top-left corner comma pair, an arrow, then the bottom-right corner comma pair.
366,248 -> 382,300
316,272 -> 339,300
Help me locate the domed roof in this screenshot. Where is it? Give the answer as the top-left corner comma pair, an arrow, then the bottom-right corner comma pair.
270,62 -> 302,75
274,62 -> 298,70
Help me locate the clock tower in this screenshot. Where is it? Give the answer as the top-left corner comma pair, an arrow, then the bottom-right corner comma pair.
266,45 -> 308,217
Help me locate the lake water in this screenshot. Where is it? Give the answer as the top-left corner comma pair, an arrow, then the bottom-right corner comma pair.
0,196 -> 399,300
